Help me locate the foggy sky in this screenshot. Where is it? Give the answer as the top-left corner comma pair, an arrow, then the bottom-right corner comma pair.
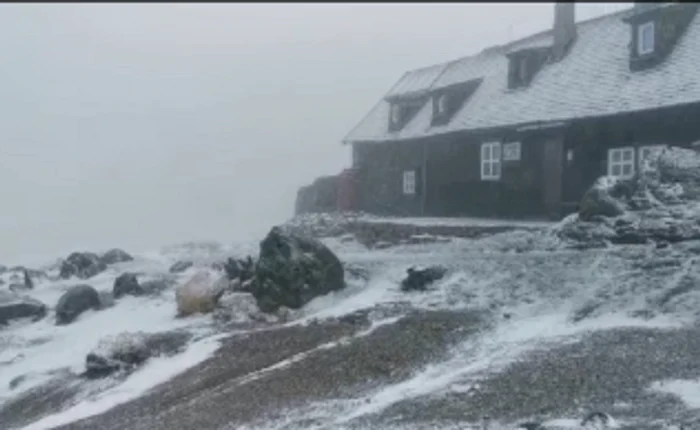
0,3 -> 627,264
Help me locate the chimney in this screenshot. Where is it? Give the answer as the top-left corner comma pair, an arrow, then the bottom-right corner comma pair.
552,2 -> 576,61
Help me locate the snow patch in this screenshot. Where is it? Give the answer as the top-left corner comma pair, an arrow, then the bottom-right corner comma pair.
649,378 -> 700,409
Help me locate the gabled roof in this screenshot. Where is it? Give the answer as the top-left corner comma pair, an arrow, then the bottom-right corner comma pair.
343,6 -> 700,144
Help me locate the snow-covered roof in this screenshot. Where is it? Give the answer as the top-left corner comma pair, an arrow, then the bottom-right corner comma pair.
384,63 -> 449,99
343,6 -> 700,144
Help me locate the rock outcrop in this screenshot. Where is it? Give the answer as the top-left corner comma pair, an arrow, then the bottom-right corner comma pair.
169,260 -> 193,274
113,273 -> 144,299
250,226 -> 345,313
84,330 -> 192,379
559,147 -> 700,247
0,292 -> 47,326
101,249 -> 134,265
55,285 -> 101,325
59,252 -> 107,280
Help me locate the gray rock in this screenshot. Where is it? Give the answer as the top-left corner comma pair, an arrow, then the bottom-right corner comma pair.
55,285 -> 101,325
251,226 -> 345,313
400,265 -> 447,292
84,330 -> 192,379
113,273 -> 144,299
0,293 -> 47,326
101,249 -> 134,265
141,279 -> 173,295
169,260 -> 193,274
59,252 -> 107,280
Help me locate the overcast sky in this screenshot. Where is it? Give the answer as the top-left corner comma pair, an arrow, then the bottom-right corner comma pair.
0,3 -> 629,264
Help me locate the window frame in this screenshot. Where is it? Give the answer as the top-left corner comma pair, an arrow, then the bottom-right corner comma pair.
390,104 -> 402,125
481,141 -> 502,181
502,141 -> 522,162
436,94 -> 448,115
637,21 -> 655,56
607,147 -> 636,179
402,170 -> 416,195
638,144 -> 666,170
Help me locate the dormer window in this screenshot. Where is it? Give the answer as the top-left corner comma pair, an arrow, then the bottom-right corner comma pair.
436,94 -> 448,115
507,47 -> 550,89
429,79 -> 483,127
637,21 -> 655,55
390,104 -> 402,125
387,97 -> 425,132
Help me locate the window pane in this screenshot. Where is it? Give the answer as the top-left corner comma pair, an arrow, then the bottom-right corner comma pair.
482,163 -> 490,178
612,150 -> 621,162
622,149 -> 633,161
493,144 -> 501,160
481,145 -> 489,160
622,164 -> 633,177
642,24 -> 654,51
492,162 -> 501,178
612,164 -> 621,176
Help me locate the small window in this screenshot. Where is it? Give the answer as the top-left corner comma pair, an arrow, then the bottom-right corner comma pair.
518,57 -> 529,83
402,170 -> 416,195
637,21 -> 655,55
503,141 -> 521,161
390,104 -> 402,124
607,147 -> 635,179
436,94 -> 448,114
638,144 -> 666,169
481,142 -> 501,181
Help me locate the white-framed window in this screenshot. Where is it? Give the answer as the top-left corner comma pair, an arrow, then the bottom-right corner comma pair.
502,141 -> 521,161
436,94 -> 448,114
402,170 -> 416,195
481,142 -> 501,181
637,21 -> 655,55
638,144 -> 666,169
607,147 -> 635,179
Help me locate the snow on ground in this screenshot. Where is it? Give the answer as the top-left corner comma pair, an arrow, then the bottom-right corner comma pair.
18,333 -> 227,430
649,379 -> 700,409
357,214 -> 555,228
1,241 -> 256,429
4,225 -> 700,429
239,311 -> 681,430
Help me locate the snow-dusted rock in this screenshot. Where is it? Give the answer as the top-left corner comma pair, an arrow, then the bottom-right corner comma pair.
175,270 -> 227,317
251,226 -> 345,313
85,330 -> 193,379
59,252 -> 107,280
559,146 -> 700,246
113,272 -> 144,299
0,291 -> 47,326
169,260 -> 193,274
55,284 -> 101,325
400,265 -> 447,292
101,248 -> 134,265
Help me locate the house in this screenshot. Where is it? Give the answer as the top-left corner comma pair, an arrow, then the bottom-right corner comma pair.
337,2 -> 700,220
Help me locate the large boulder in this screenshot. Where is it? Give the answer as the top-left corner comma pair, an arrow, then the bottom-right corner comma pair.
101,248 -> 134,265
113,273 -> 144,299
84,330 -> 192,379
175,271 -> 227,317
59,252 -> 107,280
250,226 -> 345,313
55,284 -> 101,325
0,292 -> 47,326
559,147 -> 700,246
